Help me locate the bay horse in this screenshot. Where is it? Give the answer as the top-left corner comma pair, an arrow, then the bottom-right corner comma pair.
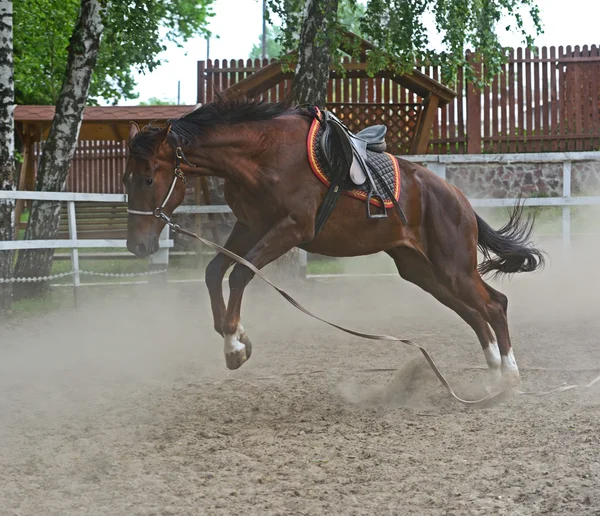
123,96 -> 544,387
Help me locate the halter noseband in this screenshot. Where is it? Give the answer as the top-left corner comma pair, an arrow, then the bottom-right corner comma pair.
126,146 -> 195,224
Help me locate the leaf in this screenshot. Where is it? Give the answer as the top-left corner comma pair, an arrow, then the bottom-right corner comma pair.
13,0 -> 216,105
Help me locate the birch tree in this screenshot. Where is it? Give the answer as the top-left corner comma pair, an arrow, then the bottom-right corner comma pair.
13,0 -> 104,298
268,0 -> 543,88
0,0 -> 15,311
12,0 -> 214,298
290,0 -> 340,106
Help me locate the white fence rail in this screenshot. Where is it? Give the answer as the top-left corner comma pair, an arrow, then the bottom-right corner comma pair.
0,151 -> 599,287
407,151 -> 600,249
0,191 -> 231,288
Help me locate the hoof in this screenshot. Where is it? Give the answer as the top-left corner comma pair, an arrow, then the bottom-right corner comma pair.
224,330 -> 253,370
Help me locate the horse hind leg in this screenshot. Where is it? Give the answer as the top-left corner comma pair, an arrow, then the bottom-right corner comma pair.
386,248 -> 501,386
482,283 -> 519,385
441,269 -> 519,387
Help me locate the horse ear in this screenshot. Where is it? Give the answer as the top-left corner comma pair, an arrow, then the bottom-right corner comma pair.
128,121 -> 140,141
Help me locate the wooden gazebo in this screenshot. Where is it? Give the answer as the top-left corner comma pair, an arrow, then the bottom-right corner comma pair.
198,31 -> 457,155
14,104 -> 196,191
13,105 -> 213,237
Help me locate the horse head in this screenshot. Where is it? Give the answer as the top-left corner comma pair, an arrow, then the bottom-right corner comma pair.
123,122 -> 188,258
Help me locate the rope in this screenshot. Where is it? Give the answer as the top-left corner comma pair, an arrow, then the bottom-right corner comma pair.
219,366 -> 600,392
165,222 -> 600,404
4,223 -> 599,402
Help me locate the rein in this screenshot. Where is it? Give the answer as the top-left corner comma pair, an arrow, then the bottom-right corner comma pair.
128,148 -> 600,406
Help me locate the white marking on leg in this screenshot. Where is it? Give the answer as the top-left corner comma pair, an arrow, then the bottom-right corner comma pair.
224,324 -> 245,356
484,341 -> 502,390
501,348 -> 520,380
484,340 -> 501,371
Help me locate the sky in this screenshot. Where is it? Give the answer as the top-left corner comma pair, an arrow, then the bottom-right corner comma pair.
114,0 -> 599,107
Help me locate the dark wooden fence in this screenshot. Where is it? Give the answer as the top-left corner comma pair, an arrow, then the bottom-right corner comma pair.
198,57 -> 425,155
37,45 -> 600,194
32,140 -> 128,194
199,45 -> 600,155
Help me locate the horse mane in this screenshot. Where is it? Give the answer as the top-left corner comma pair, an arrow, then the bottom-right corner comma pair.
129,94 -> 315,160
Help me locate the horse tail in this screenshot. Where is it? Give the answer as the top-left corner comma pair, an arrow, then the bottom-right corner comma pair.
475,201 -> 545,277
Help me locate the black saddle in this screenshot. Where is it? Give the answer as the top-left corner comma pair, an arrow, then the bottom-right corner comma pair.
321,117 -> 387,174
311,107 -> 407,238
351,125 -> 387,153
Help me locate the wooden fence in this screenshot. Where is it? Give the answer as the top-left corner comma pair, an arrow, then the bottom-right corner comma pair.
24,45 -> 599,194
31,140 -> 128,194
198,45 -> 600,155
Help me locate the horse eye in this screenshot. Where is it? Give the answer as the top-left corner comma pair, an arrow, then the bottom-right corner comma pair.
145,178 -> 154,186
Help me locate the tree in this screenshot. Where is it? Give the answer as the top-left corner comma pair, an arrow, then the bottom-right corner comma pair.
290,0 -> 340,106
268,0 -> 542,87
13,0 -> 214,298
0,0 -> 15,311
249,26 -> 283,60
13,0 -> 215,105
250,0 -> 364,60
13,0 -> 104,299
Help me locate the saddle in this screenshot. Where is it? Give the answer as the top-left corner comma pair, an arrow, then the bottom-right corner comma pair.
313,108 -> 407,236
322,115 -> 388,188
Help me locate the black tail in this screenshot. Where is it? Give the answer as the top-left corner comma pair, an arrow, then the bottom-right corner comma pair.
476,201 -> 545,277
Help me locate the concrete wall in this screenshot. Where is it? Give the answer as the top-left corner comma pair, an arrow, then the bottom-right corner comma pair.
406,152 -> 600,199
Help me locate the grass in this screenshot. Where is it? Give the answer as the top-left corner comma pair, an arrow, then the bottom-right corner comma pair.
1,288 -> 75,320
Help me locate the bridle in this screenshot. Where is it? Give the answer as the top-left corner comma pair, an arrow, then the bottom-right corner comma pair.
126,146 -> 195,227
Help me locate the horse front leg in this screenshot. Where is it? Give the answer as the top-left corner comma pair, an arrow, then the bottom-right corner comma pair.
221,215 -> 312,369
204,222 -> 263,337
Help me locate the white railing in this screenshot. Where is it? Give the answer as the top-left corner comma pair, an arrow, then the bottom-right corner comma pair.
0,191 -> 231,287
406,151 -> 600,249
0,151 -> 599,285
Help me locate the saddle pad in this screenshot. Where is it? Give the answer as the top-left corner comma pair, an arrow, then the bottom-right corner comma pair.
306,117 -> 401,208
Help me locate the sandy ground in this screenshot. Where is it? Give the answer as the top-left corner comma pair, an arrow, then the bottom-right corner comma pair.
1,238 -> 600,516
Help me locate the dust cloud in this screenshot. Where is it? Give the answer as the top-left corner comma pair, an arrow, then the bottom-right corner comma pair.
0,202 -> 599,515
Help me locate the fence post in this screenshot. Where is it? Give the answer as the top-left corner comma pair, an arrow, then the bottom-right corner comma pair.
197,60 -> 205,104
67,201 -> 80,307
149,224 -> 170,284
298,249 -> 308,278
466,52 -> 482,154
562,160 -> 572,254
425,159 -> 446,180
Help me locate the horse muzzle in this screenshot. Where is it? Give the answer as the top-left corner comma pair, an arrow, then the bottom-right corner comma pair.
127,236 -> 159,258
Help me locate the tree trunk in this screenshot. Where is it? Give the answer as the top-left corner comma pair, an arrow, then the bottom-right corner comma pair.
0,0 -> 15,311
290,0 -> 340,107
277,0 -> 339,279
13,0 -> 104,299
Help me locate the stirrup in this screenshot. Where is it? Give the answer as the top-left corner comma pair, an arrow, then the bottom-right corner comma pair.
366,190 -> 388,219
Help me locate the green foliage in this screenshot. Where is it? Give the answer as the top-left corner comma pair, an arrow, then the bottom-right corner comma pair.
13,0 -> 79,105
13,0 -> 215,105
249,26 -> 284,60
261,0 -> 365,61
138,96 -> 177,105
266,0 -> 542,86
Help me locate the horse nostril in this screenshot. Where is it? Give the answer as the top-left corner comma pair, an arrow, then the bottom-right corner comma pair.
136,243 -> 147,256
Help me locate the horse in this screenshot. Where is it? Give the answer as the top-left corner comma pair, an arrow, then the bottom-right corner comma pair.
123,96 -> 544,387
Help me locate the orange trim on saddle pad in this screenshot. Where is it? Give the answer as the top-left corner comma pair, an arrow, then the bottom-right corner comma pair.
306,113 -> 401,209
